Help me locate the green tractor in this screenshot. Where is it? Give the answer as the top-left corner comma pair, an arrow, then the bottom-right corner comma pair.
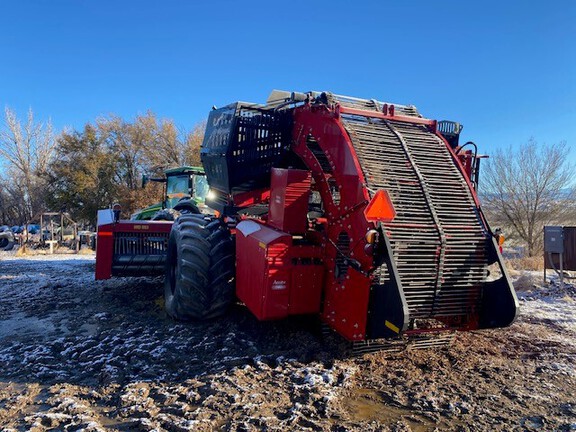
131,166 -> 211,221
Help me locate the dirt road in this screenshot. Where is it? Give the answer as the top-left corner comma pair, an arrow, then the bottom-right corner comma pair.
0,252 -> 575,431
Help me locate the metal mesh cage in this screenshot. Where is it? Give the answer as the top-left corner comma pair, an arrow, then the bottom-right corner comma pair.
201,103 -> 292,205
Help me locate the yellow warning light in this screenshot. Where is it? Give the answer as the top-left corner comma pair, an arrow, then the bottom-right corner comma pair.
365,229 -> 379,244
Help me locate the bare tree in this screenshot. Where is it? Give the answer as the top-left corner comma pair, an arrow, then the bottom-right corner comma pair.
0,177 -> 24,224
97,112 -> 203,180
0,107 -> 56,222
93,113 -> 205,216
482,138 -> 575,256
139,114 -> 188,172
97,115 -> 147,191
183,121 -> 205,166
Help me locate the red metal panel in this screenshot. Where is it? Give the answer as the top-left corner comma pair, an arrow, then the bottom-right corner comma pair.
95,220 -> 173,280
236,221 -> 292,320
322,265 -> 372,340
235,225 -> 267,316
289,244 -> 324,315
109,220 -> 173,233
233,188 -> 271,208
458,150 -> 474,181
263,261 -> 291,319
236,221 -> 326,320
95,223 -> 115,280
291,104 -> 375,341
268,168 -> 311,234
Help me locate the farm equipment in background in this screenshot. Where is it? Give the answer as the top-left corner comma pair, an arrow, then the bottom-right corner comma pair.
132,166 -> 210,220
14,213 -> 81,253
162,90 -> 518,347
95,166 -> 211,279
39,212 -> 79,251
0,226 -> 15,251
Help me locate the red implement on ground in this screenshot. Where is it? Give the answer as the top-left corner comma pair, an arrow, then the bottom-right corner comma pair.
95,209 -> 172,280
146,91 -> 518,349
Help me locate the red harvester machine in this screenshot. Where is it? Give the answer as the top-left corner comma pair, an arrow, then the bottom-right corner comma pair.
165,91 -> 518,341
133,91 -> 520,347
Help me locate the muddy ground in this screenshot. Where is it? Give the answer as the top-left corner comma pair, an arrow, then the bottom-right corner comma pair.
0,251 -> 575,431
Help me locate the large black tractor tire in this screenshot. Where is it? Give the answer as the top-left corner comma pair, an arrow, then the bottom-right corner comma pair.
0,234 -> 15,251
173,198 -> 200,215
164,214 -> 235,320
152,208 -> 179,221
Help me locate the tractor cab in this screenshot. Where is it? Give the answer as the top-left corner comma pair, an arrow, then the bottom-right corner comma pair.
164,167 -> 209,209
132,166 -> 208,220
97,166 -> 210,280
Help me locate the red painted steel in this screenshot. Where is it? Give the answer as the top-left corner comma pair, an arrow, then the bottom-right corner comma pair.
268,168 -> 311,234
235,220 -> 324,320
95,220 -> 173,280
95,223 -> 114,280
232,188 -> 271,207
291,103 -> 376,341
338,105 -> 437,128
288,245 -> 324,315
236,221 -> 292,320
458,150 -> 474,180
106,221 -> 173,234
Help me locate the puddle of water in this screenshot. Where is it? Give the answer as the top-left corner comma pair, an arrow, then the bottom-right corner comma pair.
0,312 -> 56,340
342,388 -> 439,432
0,311 -> 101,342
522,416 -> 545,429
78,322 -> 99,336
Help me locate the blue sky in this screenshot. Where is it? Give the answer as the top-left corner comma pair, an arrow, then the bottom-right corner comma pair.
1,0 -> 575,160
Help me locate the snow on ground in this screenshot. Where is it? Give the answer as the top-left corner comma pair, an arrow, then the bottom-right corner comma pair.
521,294 -> 576,343
0,251 -> 575,431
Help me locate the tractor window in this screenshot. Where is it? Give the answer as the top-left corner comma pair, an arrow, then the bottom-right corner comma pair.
166,176 -> 190,195
166,175 -> 191,209
193,176 -> 209,201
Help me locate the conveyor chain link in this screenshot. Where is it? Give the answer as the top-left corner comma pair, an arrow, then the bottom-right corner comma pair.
340,112 -> 488,320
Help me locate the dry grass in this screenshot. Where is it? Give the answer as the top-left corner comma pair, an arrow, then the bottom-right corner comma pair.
504,266 -> 520,278
513,273 -> 541,291
14,245 -> 87,256
78,247 -> 95,255
505,256 -> 545,271
15,247 -> 50,257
